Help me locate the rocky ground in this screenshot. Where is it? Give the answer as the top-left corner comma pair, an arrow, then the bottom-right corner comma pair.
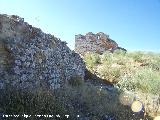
0,14 -> 85,91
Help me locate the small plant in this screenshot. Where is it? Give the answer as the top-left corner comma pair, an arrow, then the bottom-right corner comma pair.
101,51 -> 112,65
113,49 -> 126,56
117,68 -> 160,94
96,65 -> 121,83
84,53 -> 100,71
84,52 -> 100,64
127,51 -> 144,62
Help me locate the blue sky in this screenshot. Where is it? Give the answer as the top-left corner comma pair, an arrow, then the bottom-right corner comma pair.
0,0 -> 160,52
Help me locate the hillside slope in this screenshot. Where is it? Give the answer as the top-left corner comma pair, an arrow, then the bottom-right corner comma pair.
83,50 -> 160,117
0,14 -> 85,90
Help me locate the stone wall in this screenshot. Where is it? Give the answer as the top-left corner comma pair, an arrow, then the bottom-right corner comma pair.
75,32 -> 126,55
0,14 -> 85,90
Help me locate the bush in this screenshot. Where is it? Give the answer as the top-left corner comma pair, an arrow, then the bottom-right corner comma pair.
113,49 -> 126,56
84,53 -> 100,71
127,51 -> 144,62
97,65 -> 121,83
117,68 -> 160,94
84,53 -> 100,64
101,52 -> 112,65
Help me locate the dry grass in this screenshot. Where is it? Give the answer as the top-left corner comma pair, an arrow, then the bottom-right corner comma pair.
0,80 -> 151,120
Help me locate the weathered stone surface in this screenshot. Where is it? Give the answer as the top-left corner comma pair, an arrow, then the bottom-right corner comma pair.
0,14 -> 85,90
75,32 -> 126,55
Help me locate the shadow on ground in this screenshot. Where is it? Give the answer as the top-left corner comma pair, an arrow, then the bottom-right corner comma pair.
0,70 -> 153,120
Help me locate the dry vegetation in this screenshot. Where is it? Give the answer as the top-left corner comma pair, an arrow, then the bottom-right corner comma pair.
0,81 -> 149,120
0,50 -> 160,120
84,50 -> 160,95
84,50 -> 160,118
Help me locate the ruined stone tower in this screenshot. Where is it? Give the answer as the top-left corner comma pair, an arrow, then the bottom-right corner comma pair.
75,32 -> 124,55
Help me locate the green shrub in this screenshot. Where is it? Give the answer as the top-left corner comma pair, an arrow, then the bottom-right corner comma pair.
97,65 -> 121,83
127,51 -> 144,62
84,53 -> 100,64
146,54 -> 160,71
117,68 -> 160,94
84,53 -> 100,72
148,62 -> 160,71
113,49 -> 126,56
101,52 -> 112,65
